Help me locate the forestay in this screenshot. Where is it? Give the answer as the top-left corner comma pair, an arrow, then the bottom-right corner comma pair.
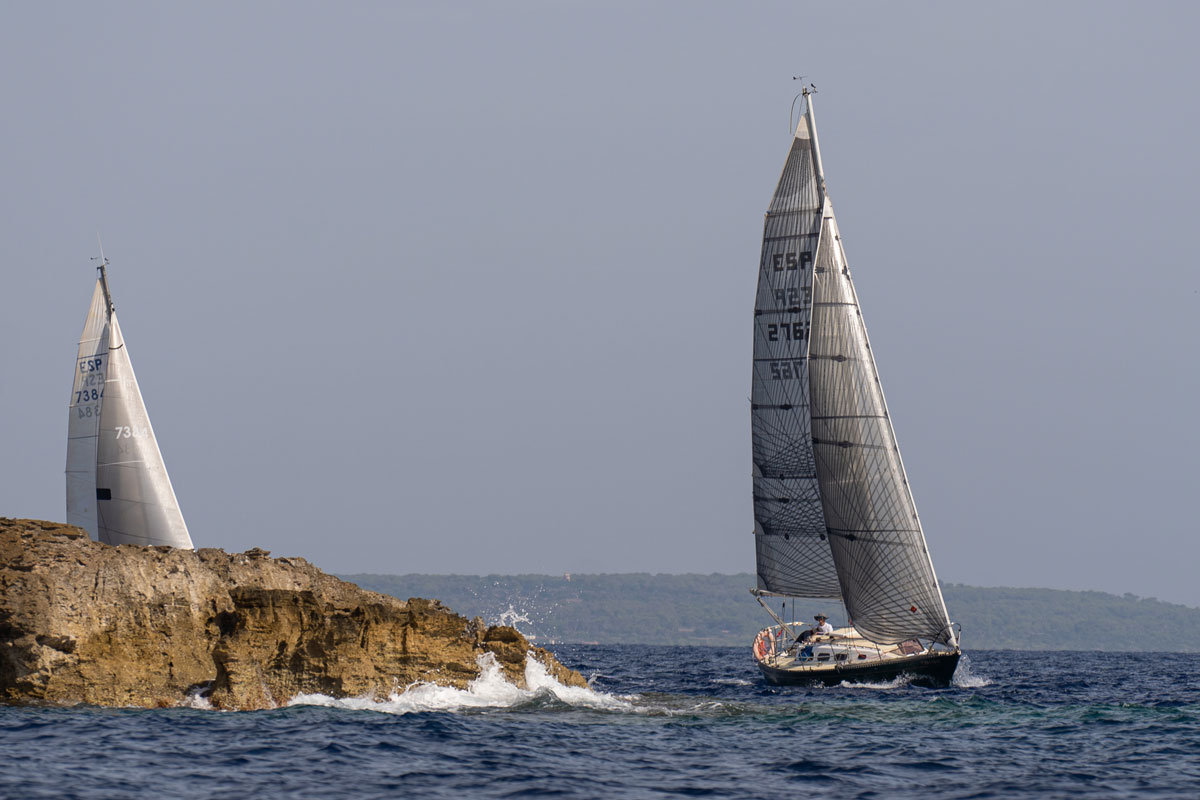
65,270 -> 193,549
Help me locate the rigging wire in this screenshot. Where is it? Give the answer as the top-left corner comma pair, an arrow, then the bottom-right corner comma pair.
789,92 -> 804,136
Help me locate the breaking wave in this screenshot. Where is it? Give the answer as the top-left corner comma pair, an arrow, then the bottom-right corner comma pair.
288,653 -> 630,715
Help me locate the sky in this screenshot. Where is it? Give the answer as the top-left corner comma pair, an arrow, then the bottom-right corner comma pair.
2,2 -> 1198,606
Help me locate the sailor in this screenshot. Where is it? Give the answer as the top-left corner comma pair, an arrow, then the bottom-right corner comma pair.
798,614 -> 834,643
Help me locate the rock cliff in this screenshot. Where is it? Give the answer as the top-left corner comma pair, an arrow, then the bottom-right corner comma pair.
0,518 -> 585,709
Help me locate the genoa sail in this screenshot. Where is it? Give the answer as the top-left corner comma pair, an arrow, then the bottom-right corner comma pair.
751,93 -> 955,645
808,207 -> 953,645
65,267 -> 193,549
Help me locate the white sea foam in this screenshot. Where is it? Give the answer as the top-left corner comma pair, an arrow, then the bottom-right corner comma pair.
494,605 -> 533,630
182,695 -> 214,710
838,674 -> 915,690
182,683 -> 215,710
287,652 -> 630,715
951,654 -> 991,688
714,678 -> 753,687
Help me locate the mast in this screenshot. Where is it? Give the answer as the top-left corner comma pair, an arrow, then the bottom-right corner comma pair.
96,235 -> 114,317
801,88 -> 827,205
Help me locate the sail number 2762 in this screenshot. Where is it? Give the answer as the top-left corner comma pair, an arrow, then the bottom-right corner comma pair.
766,322 -> 808,342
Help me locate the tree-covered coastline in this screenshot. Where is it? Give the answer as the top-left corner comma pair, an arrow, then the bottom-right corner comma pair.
341,573 -> 1200,651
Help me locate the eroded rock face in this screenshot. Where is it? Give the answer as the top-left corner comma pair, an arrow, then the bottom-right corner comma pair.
0,518 -> 585,709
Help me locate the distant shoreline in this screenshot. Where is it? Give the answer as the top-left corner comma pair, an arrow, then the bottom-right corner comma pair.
340,573 -> 1200,652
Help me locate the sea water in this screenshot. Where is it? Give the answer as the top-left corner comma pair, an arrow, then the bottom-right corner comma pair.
1,647 -> 1198,798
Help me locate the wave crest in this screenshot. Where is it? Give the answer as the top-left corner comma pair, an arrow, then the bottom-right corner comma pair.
287,652 -> 629,715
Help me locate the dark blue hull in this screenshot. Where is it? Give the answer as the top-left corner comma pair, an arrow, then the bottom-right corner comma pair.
758,650 -> 961,687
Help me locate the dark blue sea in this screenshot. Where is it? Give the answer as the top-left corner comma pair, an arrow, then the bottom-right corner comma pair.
2,647 -> 1198,799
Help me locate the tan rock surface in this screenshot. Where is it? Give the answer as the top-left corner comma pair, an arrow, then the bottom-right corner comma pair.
0,518 -> 585,709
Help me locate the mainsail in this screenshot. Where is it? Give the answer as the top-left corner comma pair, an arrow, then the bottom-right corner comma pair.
65,280 -> 110,535
65,265 -> 193,549
751,93 -> 955,645
751,103 -> 839,599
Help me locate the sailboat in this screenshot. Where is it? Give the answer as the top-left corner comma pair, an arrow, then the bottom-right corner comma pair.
749,89 -> 959,686
65,257 -> 194,549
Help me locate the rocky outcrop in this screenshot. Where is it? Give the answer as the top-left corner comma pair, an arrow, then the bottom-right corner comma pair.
0,518 -> 585,709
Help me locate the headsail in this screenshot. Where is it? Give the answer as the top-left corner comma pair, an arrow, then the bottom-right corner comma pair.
751,100 -> 839,598
808,206 -> 952,645
65,267 -> 193,549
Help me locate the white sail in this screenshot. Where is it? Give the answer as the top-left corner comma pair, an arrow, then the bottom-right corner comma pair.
65,281 -> 110,535
65,270 -> 193,549
808,206 -> 953,645
751,93 -> 955,645
751,104 -> 840,598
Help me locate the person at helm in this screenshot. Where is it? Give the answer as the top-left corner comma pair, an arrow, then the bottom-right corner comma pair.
798,614 -> 833,643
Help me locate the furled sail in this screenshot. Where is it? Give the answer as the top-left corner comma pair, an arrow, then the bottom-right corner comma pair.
65,269 -> 193,549
751,104 -> 840,598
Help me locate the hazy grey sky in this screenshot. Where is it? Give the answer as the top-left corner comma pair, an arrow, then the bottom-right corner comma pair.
3,2 -> 1198,605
